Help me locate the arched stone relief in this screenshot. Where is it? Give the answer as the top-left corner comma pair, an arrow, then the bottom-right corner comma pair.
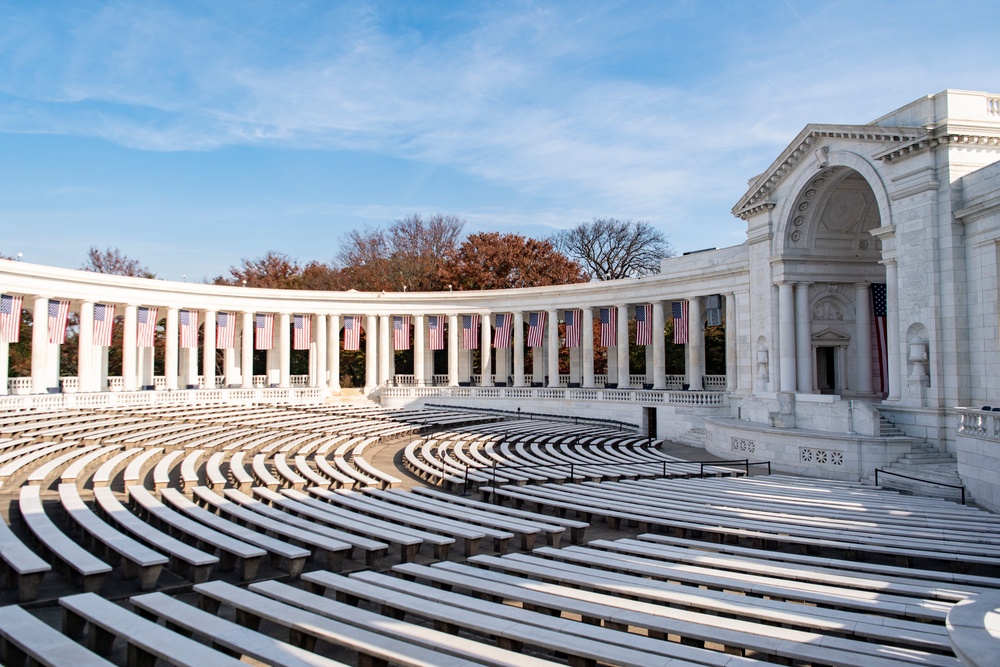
812,298 -> 844,321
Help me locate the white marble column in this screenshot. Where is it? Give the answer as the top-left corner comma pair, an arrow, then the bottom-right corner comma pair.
686,297 -> 704,391
532,326 -> 545,384
582,308 -> 595,388
652,301 -> 666,389
513,312 -> 525,386
413,314 -> 425,386
328,314 -> 341,391
30,296 -> 49,394
885,261 -> 901,400
203,309 -> 217,389
165,307 -> 179,390
138,344 -> 153,389
224,346 -> 237,388
122,304 -> 138,392
725,293 -> 738,391
240,312 -> 253,388
547,309 -> 560,387
616,305 -> 630,388
480,313 -> 493,387
365,315 -> 378,390
378,315 -> 391,385
277,312 -> 290,388
315,314 -> 327,389
854,283 -> 873,395
447,314 -> 459,386
777,283 -> 796,393
78,301 -> 94,393
794,283 -> 812,393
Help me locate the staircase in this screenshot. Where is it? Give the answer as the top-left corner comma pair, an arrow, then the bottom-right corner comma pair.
868,416 -> 968,503
673,428 -> 707,448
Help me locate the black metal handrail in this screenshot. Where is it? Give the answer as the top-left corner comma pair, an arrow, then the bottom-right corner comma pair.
874,468 -> 966,505
424,402 -> 637,431
464,458 -> 766,499
685,459 -> 772,476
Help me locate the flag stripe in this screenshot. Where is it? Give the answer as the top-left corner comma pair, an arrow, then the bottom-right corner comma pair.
527,311 -> 546,347
137,306 -> 158,348
48,299 -> 70,345
564,309 -> 581,348
672,301 -> 689,344
0,294 -> 23,343
462,315 -> 480,350
635,304 -> 652,346
493,313 -> 512,348
343,315 -> 361,350
179,309 -> 199,349
393,315 -> 411,351
255,313 -> 274,350
216,312 -> 236,349
428,315 -> 445,350
599,307 -> 617,347
872,283 -> 888,394
293,314 -> 312,350
93,303 -> 115,347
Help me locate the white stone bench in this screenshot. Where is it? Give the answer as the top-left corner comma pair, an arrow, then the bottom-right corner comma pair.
351,437 -> 402,488
411,486 -> 589,545
19,484 -> 111,592
193,579 -> 504,667
59,444 -> 122,484
152,449 -> 185,491
293,455 -> 333,487
0,602 -> 115,667
90,448 -> 144,488
0,509 -> 50,601
252,452 -> 281,489
121,446 -> 164,487
179,449 -> 205,492
303,569 -> 753,667
205,450 -> 227,490
228,450 -> 254,490
263,487 -> 430,563
59,483 -> 168,591
224,487 -> 388,567
274,452 -> 307,489
127,484 -> 265,580
93,486 -> 218,584
312,453 -> 356,487
316,487 -> 503,557
161,487 -> 311,577
129,591 -> 350,667
0,440 -> 81,487
60,592 -> 247,667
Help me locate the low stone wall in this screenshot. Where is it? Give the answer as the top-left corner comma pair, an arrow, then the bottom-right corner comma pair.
704,417 -> 912,481
955,417 -> 1000,513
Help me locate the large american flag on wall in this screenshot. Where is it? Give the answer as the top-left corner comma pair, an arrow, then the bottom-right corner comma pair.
635,304 -> 652,346
255,313 -> 273,350
137,306 -> 158,348
462,315 -> 480,350
0,294 -> 22,343
872,283 -> 888,393
393,315 -> 411,351
93,303 -> 115,347
564,309 -> 581,348
216,312 -> 236,349
428,315 -> 445,350
672,301 -> 689,344
493,313 -> 512,348
48,299 -> 70,345
180,309 -> 199,349
343,315 -> 361,351
599,307 -> 616,347
527,311 -> 546,348
293,314 -> 311,350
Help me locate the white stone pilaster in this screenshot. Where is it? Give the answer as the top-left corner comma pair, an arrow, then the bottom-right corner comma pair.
204,309 -> 217,389
165,307 -> 179,390
328,314 -> 341,391
447,314 -> 459,386
854,283 -> 873,394
547,309 -> 559,387
725,293 -> 737,392
616,305 -> 629,388
688,297 -> 704,391
315,314 -> 327,389
513,312 -> 525,386
366,315 -> 378,390
122,304 -> 137,392
652,301 -> 666,389
795,283 -> 812,393
582,307 -> 595,388
241,312 -> 254,388
413,314 -> 425,386
778,283 -> 796,393
480,313 -> 492,387
78,301 -> 94,393
886,260 -> 901,401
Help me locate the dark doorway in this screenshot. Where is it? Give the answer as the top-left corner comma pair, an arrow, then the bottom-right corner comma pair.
816,346 -> 836,394
645,407 -> 657,439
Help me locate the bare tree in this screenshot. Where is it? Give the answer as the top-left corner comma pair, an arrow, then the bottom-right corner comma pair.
213,251 -> 303,289
336,213 -> 465,291
553,218 -> 673,280
81,246 -> 155,278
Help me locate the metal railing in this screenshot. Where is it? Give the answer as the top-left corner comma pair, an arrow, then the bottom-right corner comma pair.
423,402 -> 638,431
874,468 -> 966,505
692,459 -> 771,476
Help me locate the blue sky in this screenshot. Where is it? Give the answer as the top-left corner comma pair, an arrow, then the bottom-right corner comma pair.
1,1 -> 998,281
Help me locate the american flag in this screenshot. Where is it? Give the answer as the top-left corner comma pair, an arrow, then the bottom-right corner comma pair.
137,306 -> 158,348
179,309 -> 199,349
343,315 -> 361,351
635,304 -> 652,346
48,299 -> 70,345
428,315 -> 445,350
871,283 -> 888,393
564,309 -> 581,348
599,307 -> 616,347
293,314 -> 311,350
462,315 -> 480,350
493,313 -> 512,348
672,301 -> 689,344
527,311 -> 546,347
255,313 -> 273,350
216,312 -> 236,349
93,303 -> 115,346
393,315 -> 411,351
0,294 -> 22,343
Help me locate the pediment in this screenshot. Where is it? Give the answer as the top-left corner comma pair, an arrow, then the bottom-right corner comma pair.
812,328 -> 851,344
732,124 -> 923,220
